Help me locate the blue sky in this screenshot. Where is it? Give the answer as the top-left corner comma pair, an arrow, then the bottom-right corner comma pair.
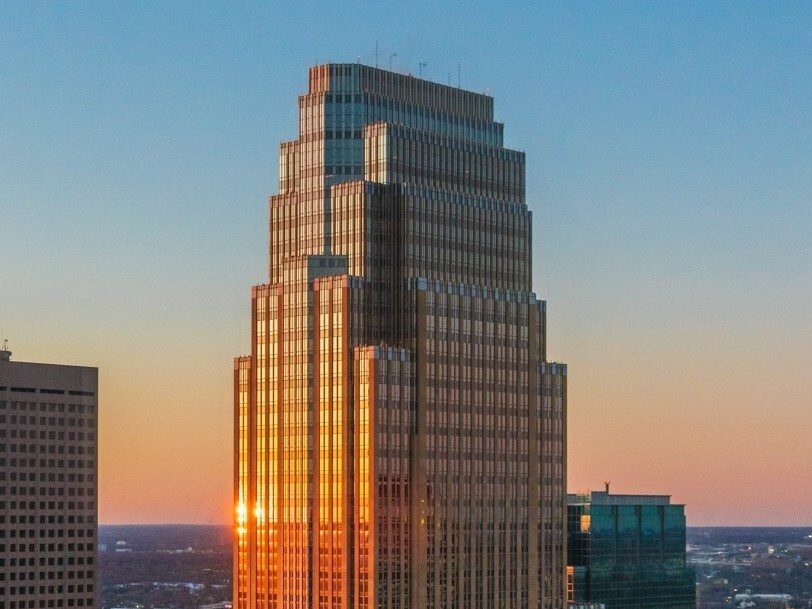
1,2 -> 810,524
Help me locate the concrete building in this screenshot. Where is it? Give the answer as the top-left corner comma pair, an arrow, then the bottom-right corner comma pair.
0,348 -> 98,609
233,63 -> 568,609
567,489 -> 695,609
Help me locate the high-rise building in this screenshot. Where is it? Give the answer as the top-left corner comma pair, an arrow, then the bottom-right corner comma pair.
567,489 -> 695,609
233,63 -> 567,609
0,348 -> 98,609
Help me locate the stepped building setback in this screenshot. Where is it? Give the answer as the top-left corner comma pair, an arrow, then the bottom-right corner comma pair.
233,63 -> 568,609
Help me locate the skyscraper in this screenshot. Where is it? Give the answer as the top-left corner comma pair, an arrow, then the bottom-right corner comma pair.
234,63 -> 567,609
567,489 -> 695,609
0,348 -> 99,609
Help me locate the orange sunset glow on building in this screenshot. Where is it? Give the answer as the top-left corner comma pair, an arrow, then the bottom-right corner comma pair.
232,64 -> 567,609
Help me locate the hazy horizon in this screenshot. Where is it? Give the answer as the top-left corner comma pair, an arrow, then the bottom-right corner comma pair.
97,523 -> 812,528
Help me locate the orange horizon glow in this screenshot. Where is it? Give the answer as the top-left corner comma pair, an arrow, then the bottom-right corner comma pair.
92,336 -> 811,528
76,324 -> 811,528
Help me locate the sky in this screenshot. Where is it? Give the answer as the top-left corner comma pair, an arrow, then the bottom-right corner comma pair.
1,1 -> 810,526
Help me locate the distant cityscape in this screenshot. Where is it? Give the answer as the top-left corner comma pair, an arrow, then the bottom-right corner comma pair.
690,528 -> 812,609
95,525 -> 812,609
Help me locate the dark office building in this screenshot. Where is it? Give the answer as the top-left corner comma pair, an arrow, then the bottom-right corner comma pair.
567,490 -> 695,609
0,348 -> 99,609
233,63 -> 568,609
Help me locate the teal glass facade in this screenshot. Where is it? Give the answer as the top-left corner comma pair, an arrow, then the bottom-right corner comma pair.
567,492 -> 695,609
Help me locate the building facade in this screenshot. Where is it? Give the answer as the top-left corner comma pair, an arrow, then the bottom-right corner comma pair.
0,348 -> 98,609
234,63 -> 567,609
567,490 -> 695,609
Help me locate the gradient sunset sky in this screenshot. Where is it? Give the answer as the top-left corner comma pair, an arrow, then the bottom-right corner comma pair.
2,2 -> 810,526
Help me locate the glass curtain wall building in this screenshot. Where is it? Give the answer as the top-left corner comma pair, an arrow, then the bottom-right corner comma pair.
566,491 -> 695,609
233,63 -> 568,609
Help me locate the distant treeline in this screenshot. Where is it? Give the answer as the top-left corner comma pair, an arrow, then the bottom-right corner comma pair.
99,524 -> 812,552
688,526 -> 812,545
99,524 -> 231,552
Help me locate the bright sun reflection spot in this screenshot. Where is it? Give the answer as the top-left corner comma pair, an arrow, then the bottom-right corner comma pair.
236,502 -> 247,525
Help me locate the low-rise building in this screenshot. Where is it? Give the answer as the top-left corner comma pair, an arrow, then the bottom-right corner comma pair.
567,487 -> 695,609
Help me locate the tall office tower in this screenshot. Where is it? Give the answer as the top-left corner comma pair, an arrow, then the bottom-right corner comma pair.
566,489 -> 695,609
0,348 -> 98,609
234,63 -> 567,609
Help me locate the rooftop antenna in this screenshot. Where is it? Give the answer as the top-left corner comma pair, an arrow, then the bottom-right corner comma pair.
389,52 -> 398,71
419,62 -> 427,78
357,55 -> 361,64
457,62 -> 461,88
375,41 -> 379,68
605,481 -> 610,494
